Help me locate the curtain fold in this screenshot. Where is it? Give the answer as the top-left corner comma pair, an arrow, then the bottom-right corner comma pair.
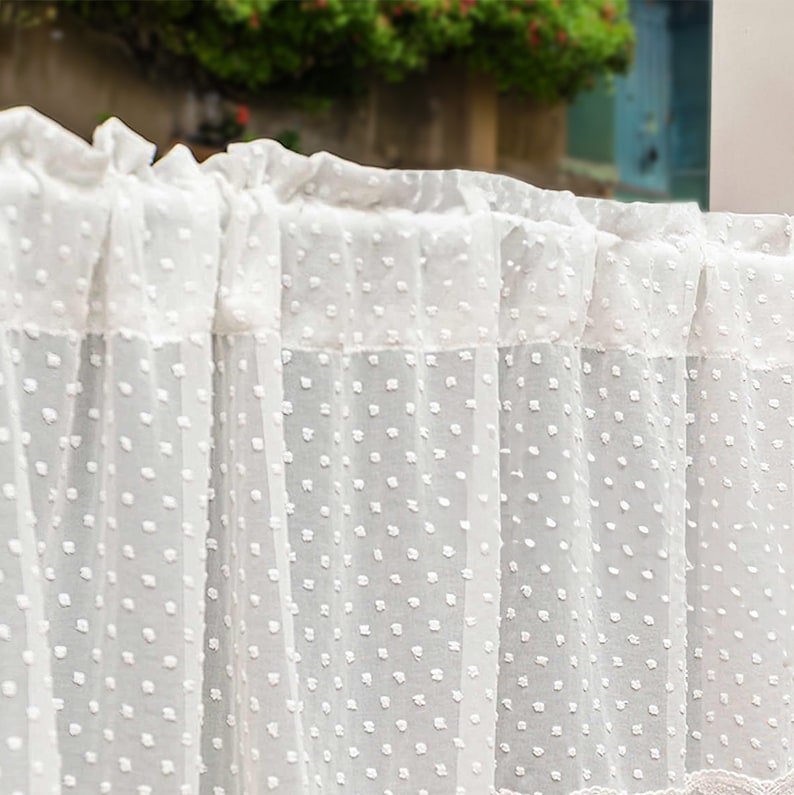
1,106 -> 793,795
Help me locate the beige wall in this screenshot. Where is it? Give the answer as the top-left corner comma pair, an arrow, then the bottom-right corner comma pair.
710,0 -> 794,214
0,17 -> 185,150
0,12 -> 604,194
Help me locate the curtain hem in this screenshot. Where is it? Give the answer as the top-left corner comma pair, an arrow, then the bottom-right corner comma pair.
499,767 -> 794,795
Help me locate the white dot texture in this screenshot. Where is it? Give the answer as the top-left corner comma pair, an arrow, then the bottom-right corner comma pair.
0,107 -> 792,795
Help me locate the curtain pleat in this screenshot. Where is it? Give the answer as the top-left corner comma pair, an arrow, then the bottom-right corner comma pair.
0,107 -> 793,795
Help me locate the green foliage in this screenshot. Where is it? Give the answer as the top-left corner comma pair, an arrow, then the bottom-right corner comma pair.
192,103 -> 250,145
0,0 -> 57,28
60,0 -> 633,105
275,128 -> 302,153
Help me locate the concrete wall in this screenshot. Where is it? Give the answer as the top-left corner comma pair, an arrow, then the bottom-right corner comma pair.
0,12 -> 605,195
0,16 -> 186,151
710,0 -> 793,214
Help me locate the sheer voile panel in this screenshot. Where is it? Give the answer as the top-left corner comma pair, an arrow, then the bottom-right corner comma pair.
0,107 -> 792,795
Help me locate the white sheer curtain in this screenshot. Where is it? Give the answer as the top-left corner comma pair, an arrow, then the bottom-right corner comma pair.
0,106 -> 792,795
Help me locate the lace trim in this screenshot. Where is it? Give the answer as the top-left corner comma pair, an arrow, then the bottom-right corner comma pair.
500,767 -> 794,795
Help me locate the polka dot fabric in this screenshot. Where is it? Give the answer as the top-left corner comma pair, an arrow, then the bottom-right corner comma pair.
0,107 -> 793,795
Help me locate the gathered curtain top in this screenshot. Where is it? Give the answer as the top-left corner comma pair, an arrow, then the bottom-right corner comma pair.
5,106 -> 794,795
0,106 -> 791,367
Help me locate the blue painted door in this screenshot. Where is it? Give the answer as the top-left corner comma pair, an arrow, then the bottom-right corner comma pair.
615,0 -> 672,199
668,2 -> 711,208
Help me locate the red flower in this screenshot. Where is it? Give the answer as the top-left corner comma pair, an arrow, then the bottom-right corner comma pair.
460,0 -> 476,14
236,105 -> 250,127
249,12 -> 260,28
557,29 -> 567,44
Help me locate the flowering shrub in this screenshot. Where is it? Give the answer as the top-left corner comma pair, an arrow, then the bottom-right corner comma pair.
62,0 -> 633,105
193,102 -> 250,146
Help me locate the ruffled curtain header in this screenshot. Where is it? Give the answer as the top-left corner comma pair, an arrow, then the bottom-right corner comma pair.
0,106 -> 792,368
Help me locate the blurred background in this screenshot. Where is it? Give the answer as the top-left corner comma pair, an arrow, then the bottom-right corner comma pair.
0,0 -> 711,208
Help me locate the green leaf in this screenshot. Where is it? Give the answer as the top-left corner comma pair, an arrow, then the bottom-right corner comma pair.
58,0 -> 634,106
